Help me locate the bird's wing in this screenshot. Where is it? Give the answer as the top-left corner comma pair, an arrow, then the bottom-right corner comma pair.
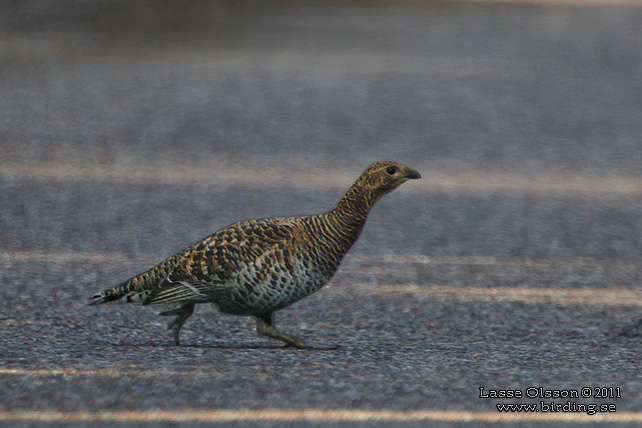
143,277 -> 221,306
142,246 -> 237,306
143,216 -> 301,306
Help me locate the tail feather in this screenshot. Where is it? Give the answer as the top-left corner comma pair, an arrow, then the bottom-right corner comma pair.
88,292 -> 111,305
88,258 -> 174,305
88,286 -> 151,305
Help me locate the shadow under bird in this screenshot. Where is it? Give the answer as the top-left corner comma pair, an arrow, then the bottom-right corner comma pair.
89,161 -> 421,348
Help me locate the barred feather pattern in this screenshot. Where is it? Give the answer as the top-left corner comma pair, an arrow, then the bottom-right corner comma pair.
89,257 -> 177,305
88,161 -> 420,346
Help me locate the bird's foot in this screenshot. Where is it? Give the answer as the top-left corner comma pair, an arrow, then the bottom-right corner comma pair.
159,303 -> 195,346
256,316 -> 320,349
283,337 -> 314,349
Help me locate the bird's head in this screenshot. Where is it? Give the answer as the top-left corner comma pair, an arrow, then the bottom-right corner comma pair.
357,161 -> 421,202
330,160 -> 421,224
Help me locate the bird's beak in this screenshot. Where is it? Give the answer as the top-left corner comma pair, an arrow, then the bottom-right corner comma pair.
406,169 -> 422,180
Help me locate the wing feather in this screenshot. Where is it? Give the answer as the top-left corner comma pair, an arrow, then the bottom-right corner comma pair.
143,217 -> 301,306
143,276 -> 236,306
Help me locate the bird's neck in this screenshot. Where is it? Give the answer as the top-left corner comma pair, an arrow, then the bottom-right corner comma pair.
327,181 -> 375,241
305,181 -> 378,270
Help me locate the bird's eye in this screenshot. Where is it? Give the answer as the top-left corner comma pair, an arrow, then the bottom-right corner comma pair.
386,166 -> 397,175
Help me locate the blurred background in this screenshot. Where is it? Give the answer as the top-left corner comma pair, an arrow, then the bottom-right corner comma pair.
1,0 -> 641,423
2,0 -> 641,170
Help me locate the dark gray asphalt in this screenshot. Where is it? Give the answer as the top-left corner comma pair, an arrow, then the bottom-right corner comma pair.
1,0 -> 641,426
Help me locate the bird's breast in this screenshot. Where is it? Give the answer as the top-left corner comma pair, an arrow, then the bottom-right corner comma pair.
223,250 -> 337,314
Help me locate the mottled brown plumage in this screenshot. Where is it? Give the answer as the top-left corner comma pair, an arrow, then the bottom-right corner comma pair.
89,161 -> 421,348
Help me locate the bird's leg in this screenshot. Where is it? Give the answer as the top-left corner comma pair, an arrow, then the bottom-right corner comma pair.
255,314 -> 312,349
159,303 -> 195,346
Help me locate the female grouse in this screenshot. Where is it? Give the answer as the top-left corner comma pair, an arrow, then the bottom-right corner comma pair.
89,161 -> 421,348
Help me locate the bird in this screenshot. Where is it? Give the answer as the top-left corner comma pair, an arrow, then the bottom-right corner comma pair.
89,161 -> 421,348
